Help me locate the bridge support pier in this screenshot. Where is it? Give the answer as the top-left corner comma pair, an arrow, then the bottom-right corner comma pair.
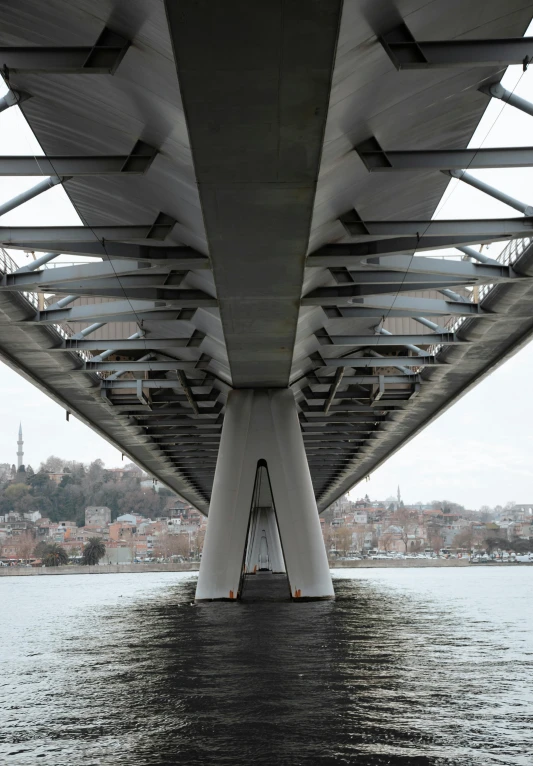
245,504 -> 286,574
195,389 -> 334,601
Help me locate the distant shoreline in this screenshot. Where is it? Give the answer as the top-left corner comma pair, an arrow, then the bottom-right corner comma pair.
1,559 -> 532,577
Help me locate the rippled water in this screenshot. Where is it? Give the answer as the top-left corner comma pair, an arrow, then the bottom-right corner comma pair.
1,567 -> 532,765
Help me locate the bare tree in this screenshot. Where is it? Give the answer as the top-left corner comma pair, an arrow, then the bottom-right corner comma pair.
380,531 -> 395,552
453,527 -> 474,551
392,508 -> 418,555
336,526 -> 353,556
15,531 -> 36,563
0,463 -> 11,484
196,529 -> 206,556
153,531 -> 189,560
39,456 -> 65,473
427,528 -> 445,553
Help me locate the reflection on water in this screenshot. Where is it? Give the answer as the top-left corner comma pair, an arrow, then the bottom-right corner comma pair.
1,568 -> 532,765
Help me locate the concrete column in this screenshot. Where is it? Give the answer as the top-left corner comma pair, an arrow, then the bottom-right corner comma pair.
245,504 -> 286,574
195,389 -> 334,601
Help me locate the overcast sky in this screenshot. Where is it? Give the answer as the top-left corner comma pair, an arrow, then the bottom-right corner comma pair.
1,49 -> 533,507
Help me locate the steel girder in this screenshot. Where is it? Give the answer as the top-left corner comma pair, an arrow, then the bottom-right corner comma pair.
0,214 -> 177,244
0,27 -> 130,74
24,300 -> 206,324
355,137 -> 533,171
306,236 -> 512,264
5,241 -> 208,265
341,255 -> 515,280
381,24 -> 533,69
0,142 -> 157,175
315,332 -> 463,346
39,337 -> 203,352
340,210 -> 533,238
318,296 -> 484,316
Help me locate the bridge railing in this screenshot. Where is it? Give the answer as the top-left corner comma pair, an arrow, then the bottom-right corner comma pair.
427,237 -> 533,357
0,248 -> 94,365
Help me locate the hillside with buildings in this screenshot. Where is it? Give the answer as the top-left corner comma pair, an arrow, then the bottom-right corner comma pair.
0,427 -> 531,566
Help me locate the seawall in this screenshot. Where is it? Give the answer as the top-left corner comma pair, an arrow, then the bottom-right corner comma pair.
0,563 -> 200,577
330,559 -> 471,568
2,559 -> 530,577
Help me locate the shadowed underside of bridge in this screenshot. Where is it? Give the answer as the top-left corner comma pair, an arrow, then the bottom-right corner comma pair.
1,1 -> 533,598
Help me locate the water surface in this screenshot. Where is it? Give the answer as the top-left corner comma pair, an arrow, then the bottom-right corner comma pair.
1,567 -> 532,765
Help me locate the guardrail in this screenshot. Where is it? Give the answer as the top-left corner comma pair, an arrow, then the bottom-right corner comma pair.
427,237 -> 533,357
0,248 -> 94,364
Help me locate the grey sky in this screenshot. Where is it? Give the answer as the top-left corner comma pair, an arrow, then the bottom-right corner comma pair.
1,46 -> 533,506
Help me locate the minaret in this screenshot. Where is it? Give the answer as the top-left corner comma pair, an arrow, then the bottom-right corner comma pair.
17,422 -> 24,469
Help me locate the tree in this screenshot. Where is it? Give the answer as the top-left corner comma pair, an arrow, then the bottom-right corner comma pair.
428,529 -> 445,553
34,540 -> 51,559
380,531 -> 395,552
392,507 -> 418,554
196,529 -> 206,557
14,531 -> 36,563
39,456 -> 65,473
82,537 -> 106,565
484,536 -> 509,553
453,527 -> 474,551
478,505 -> 493,522
336,526 -> 353,556
0,463 -> 11,484
43,544 -> 69,567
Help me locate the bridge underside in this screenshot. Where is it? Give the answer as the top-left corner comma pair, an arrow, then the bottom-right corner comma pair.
1,1 -> 533,598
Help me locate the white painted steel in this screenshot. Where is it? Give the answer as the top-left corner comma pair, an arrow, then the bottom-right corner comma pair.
195,389 -> 333,601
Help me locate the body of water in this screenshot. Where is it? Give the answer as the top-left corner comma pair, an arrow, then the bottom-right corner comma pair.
1,567 -> 532,765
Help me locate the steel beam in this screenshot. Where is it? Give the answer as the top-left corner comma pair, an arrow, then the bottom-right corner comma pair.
339,209 -> 533,238
2,260 -> 185,289
309,375 -> 419,384
306,235 -> 510,264
30,300 -> 202,324
0,89 -> 30,112
90,330 -> 144,363
323,368 -> 344,415
14,252 -> 60,273
301,404 -> 395,416
321,357 -> 438,368
35,285 -> 212,305
329,269 -> 475,286
444,170 -> 533,216
43,337 -> 199,352
354,254 -> 513,281
316,332 -> 461,346
305,281 -> 472,304
457,246 -> 500,266
2,241 -> 208,265
0,176 -> 64,217
318,296 -> 484,316
0,213 -> 177,245
80,360 -> 211,373
140,426 -> 220,439
304,434 -> 378,449
0,27 -> 130,74
101,379 -> 212,390
0,142 -> 156,176
355,137 -> 533,171
381,24 -> 533,70
480,81 -> 533,119
301,415 -> 386,425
